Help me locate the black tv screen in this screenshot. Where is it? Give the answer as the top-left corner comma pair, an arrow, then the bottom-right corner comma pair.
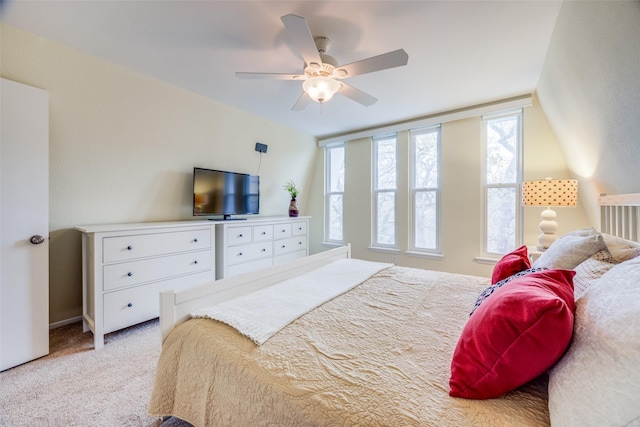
193,168 -> 259,219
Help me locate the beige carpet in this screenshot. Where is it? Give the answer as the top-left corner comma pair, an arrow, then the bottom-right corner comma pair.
0,319 -> 193,427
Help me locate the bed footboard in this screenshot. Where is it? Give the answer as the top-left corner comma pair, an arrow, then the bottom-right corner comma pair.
159,244 -> 351,343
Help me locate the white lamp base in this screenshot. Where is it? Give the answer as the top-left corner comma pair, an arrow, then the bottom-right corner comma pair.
537,208 -> 558,250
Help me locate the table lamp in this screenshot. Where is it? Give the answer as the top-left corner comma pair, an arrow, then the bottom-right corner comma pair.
522,178 -> 578,250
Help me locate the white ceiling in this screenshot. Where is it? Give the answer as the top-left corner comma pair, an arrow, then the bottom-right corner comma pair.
1,0 -> 562,138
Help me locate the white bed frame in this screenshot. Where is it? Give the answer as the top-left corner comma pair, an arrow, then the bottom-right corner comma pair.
599,193 -> 640,241
159,244 -> 351,343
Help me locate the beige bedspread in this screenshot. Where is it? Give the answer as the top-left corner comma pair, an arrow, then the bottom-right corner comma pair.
148,266 -> 549,426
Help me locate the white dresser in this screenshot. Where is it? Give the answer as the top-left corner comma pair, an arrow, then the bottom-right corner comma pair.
76,221 -> 216,349
216,217 -> 310,279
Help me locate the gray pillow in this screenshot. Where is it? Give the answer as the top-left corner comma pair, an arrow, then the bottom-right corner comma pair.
548,256 -> 640,426
602,233 -> 640,263
572,249 -> 615,300
532,228 -> 606,270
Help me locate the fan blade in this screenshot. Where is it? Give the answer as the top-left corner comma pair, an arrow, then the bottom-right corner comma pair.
339,82 -> 377,106
281,14 -> 322,67
235,72 -> 304,80
337,49 -> 408,78
291,92 -> 311,111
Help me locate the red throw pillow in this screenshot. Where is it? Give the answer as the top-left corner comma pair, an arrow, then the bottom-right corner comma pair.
449,269 -> 576,399
491,245 -> 531,284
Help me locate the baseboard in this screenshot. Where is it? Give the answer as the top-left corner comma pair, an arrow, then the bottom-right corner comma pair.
49,316 -> 82,330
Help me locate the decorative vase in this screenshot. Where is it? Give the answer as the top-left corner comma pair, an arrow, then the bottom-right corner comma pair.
288,197 -> 299,217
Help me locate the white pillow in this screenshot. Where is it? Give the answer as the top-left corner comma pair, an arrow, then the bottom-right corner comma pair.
533,228 -> 606,270
602,233 -> 640,263
548,257 -> 640,426
572,250 -> 615,300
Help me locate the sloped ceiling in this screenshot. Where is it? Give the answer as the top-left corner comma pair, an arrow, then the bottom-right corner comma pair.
537,0 -> 640,225
0,0 -> 561,139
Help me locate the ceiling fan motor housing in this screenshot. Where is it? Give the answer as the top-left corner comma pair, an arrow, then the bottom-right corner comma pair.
304,37 -> 344,78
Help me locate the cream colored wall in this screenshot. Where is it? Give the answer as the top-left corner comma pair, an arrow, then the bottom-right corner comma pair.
6,0 -> 623,322
1,24 -> 317,324
537,1 -> 640,227
307,96 -> 591,277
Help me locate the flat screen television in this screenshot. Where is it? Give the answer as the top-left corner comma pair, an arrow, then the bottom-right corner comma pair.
192,167 -> 259,219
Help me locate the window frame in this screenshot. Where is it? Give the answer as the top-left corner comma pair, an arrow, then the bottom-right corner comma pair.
324,142 -> 345,244
409,125 -> 441,254
481,109 -> 524,256
372,133 -> 398,249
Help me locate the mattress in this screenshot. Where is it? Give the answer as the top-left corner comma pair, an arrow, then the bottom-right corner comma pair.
148,265 -> 549,426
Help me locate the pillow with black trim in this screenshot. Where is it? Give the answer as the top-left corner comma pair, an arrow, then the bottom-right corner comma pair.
470,267 -> 547,316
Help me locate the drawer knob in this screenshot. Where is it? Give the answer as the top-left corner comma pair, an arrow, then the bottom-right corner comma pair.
127,303 -> 133,308
282,245 -> 286,248
238,252 -> 243,256
281,229 -> 286,233
238,234 -> 243,238
261,248 -> 266,252
262,231 -> 266,235
126,245 -> 133,251
193,238 -> 198,243
194,260 -> 198,264
127,272 -> 133,277
299,241 -> 302,245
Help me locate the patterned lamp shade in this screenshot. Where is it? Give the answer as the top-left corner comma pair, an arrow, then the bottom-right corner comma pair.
522,179 -> 578,207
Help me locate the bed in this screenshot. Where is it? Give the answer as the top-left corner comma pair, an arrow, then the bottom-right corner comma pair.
148,193 -> 640,426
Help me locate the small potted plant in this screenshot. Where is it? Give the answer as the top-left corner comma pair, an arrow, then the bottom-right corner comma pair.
284,179 -> 300,217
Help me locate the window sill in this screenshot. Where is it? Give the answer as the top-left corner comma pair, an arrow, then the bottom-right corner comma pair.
474,256 -> 500,265
405,251 -> 444,261
368,246 -> 400,255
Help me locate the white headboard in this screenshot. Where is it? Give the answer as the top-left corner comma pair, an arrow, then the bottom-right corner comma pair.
599,193 -> 640,242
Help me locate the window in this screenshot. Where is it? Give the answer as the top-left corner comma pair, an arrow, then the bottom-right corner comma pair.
483,111 -> 523,255
325,143 -> 345,242
373,134 -> 397,247
410,126 -> 441,252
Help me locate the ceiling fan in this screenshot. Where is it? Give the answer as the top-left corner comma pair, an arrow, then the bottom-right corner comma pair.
235,14 -> 409,111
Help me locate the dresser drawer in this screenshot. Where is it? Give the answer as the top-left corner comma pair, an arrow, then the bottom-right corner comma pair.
274,223 -> 292,239
103,250 -> 212,291
291,221 -> 307,236
103,229 -> 211,263
215,217 -> 309,281
227,242 -> 273,266
103,282 -> 164,333
227,258 -> 273,278
274,236 -> 307,256
226,226 -> 252,245
253,225 -> 273,242
274,249 -> 307,266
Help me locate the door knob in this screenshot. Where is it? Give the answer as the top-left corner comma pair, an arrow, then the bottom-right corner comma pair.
30,235 -> 45,245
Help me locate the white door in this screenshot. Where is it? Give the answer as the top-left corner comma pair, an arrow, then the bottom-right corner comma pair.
0,78 -> 49,371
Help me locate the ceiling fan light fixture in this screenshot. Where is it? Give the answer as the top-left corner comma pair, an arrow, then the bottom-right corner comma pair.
302,76 -> 342,104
